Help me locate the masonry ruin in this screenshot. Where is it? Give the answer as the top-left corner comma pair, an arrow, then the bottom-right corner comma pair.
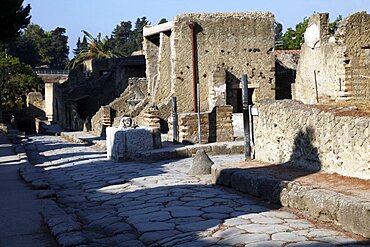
294,12 -> 370,103
142,12 -> 276,143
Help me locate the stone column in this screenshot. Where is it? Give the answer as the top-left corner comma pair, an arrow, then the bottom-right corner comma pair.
144,106 -> 161,148
44,82 -> 56,122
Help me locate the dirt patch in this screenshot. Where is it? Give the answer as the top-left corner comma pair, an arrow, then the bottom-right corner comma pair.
315,100 -> 370,117
223,160 -> 370,201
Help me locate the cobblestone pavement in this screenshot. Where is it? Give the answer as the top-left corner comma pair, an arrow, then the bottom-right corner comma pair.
25,135 -> 366,247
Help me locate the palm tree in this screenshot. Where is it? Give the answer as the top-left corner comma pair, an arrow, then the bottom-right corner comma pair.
68,30 -> 116,69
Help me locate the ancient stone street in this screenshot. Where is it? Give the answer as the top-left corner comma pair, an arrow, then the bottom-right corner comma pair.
24,135 -> 366,246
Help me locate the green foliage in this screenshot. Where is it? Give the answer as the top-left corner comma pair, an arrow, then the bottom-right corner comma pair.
158,18 -> 168,25
72,16 -> 151,60
73,36 -> 89,56
277,15 -> 344,50
0,24 -> 69,69
0,53 -> 42,110
274,21 -> 283,41
68,31 -> 115,69
105,17 -> 150,57
277,17 -> 309,50
0,0 -> 31,41
329,15 -> 342,34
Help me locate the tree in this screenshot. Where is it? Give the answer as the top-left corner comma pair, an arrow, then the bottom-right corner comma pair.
68,30 -> 115,69
158,18 -> 168,25
49,27 -> 69,68
329,15 -> 342,34
277,15 -> 344,50
0,53 -> 42,110
274,21 -> 283,41
73,37 -> 82,55
3,24 -> 70,69
132,17 -> 150,52
106,20 -> 133,56
106,16 -> 150,57
0,0 -> 31,41
277,17 -> 309,50
23,24 -> 50,65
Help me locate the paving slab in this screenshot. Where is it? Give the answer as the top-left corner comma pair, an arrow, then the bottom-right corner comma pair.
212,160 -> 370,238
0,135 -> 57,247
20,134 -> 370,246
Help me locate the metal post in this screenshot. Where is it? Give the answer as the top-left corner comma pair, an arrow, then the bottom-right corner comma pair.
242,74 -> 251,160
314,70 -> 319,103
188,21 -> 197,113
197,83 -> 201,144
172,96 -> 178,142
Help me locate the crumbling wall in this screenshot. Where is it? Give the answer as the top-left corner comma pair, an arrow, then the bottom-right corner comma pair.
253,100 -> 370,179
275,50 -> 300,100
168,12 -> 275,113
143,36 -> 160,97
294,12 -> 370,103
91,77 -> 148,136
340,12 -> 370,99
168,105 -> 234,144
155,32 -> 172,103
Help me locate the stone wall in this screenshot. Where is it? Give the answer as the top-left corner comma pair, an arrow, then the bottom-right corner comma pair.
171,12 -> 275,113
275,50 -> 300,100
91,77 -> 148,136
253,100 -> 369,179
294,12 -> 370,103
168,105 -> 234,144
144,12 -> 275,119
143,36 -> 159,97
155,32 -> 172,103
58,57 -> 146,131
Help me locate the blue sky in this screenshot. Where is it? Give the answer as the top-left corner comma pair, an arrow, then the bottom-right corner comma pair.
24,0 -> 369,58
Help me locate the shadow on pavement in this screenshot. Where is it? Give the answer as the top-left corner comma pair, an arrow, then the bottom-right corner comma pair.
24,132 -> 370,246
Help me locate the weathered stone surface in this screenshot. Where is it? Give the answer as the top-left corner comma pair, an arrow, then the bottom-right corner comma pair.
188,150 -> 214,175
135,222 -> 175,233
177,219 -> 221,232
23,135 -> 366,246
253,100 -> 370,179
294,12 -> 370,103
218,234 -> 270,245
271,232 -> 307,242
245,241 -> 286,247
140,230 -> 180,243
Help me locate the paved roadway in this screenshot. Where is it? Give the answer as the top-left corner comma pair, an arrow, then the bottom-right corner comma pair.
0,135 -> 57,247
25,135 -> 366,247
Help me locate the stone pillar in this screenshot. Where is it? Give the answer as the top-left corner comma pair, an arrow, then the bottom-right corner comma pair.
144,106 -> 161,148
44,82 -> 56,122
101,106 -> 112,127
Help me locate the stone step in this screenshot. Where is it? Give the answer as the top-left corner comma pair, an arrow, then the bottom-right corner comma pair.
211,163 -> 370,238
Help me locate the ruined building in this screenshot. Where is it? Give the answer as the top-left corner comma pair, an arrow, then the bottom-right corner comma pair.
142,12 -> 276,143
294,12 -> 370,103
57,56 -> 146,131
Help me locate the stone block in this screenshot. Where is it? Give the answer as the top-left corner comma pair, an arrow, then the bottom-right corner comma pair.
188,150 -> 214,175
106,127 -> 154,161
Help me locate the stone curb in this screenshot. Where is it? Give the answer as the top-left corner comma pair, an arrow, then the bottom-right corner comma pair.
60,132 -> 93,145
131,142 -> 244,162
211,164 -> 370,238
60,131 -> 245,162
42,200 -> 87,247
13,135 -> 88,247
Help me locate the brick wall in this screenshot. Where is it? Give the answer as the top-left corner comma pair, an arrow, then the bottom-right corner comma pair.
168,105 -> 234,144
